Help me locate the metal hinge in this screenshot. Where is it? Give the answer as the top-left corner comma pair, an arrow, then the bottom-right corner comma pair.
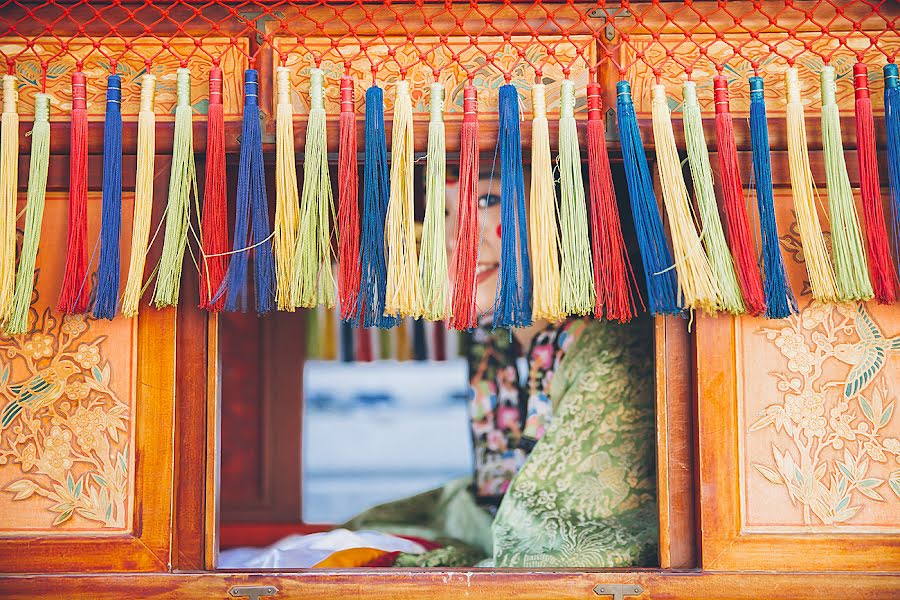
594,583 -> 644,600
229,585 -> 279,600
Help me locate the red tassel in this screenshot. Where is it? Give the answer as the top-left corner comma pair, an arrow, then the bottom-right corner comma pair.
449,85 -> 480,331
714,76 -> 766,316
587,82 -> 637,322
57,72 -> 89,314
854,63 -> 897,304
338,75 -> 362,320
200,66 -> 229,311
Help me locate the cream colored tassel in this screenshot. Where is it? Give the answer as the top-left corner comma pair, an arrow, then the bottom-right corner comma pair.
0,75 -> 18,324
274,66 -> 300,311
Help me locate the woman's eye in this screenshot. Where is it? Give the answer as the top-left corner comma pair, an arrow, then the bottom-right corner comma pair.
478,193 -> 501,208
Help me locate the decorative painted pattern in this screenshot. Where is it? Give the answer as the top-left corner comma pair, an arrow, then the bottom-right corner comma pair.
0,37 -> 248,119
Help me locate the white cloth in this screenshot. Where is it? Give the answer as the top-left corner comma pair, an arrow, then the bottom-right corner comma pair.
218,528 -> 425,569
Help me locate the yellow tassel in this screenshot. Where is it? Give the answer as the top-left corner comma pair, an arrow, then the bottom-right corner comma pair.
785,67 -> 838,302
385,80 -> 421,318
0,75 -> 18,324
275,66 -> 300,311
121,74 -> 156,318
292,67 -> 335,309
529,83 -> 562,322
651,84 -> 720,313
418,82 -> 449,321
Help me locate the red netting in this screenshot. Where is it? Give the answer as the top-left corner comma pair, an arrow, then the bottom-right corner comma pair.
0,1 -> 896,124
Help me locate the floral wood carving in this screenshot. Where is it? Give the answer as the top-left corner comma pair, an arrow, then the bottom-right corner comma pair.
750,302 -> 900,527
0,277 -> 129,529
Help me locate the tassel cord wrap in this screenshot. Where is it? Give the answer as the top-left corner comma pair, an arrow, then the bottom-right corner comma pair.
418,81 -> 449,321
354,86 -> 396,329
449,85 -> 480,330
651,83 -> 720,313
853,63 -> 897,304
153,68 -> 198,308
713,77 -> 767,315
681,80 -> 745,315
493,83 -> 532,329
384,79 -> 422,318
337,75 -> 361,321
121,74 -> 157,317
557,79 -> 595,316
199,66 -> 229,311
0,76 -> 17,323
615,81 -> 680,315
292,67 -> 336,310
274,66 -> 300,311
528,83 -> 562,322
820,65 -> 873,302
7,94 -> 50,335
749,76 -> 797,318
221,69 -> 275,314
586,82 -> 635,322
785,67 -> 838,302
92,74 -> 124,320
886,64 -> 900,280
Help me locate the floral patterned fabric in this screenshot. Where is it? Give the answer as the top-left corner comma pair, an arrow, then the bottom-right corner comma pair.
492,317 -> 658,567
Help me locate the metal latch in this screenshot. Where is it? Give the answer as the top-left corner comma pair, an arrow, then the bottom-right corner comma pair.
594,583 -> 644,600
229,585 -> 279,600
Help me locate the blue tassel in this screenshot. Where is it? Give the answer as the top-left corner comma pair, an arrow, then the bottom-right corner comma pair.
354,86 -> 396,329
492,83 -> 532,329
615,80 -> 680,315
749,76 -> 797,319
222,69 -> 275,314
885,63 -> 900,276
92,74 -> 123,320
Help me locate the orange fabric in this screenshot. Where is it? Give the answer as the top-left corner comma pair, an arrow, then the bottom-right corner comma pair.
312,547 -> 390,568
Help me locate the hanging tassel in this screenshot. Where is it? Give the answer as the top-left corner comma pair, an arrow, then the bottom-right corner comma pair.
153,68 -> 197,308
92,74 -> 124,320
615,80 -> 680,315
0,74 -> 18,324
749,75 -> 797,318
449,84 -> 480,331
886,63 -> 900,277
121,73 -> 156,318
493,83 -> 532,329
274,66 -> 299,311
199,66 -> 228,312
854,63 -> 897,304
681,80 -> 745,315
820,65 -> 873,302
292,67 -> 335,310
651,83 -> 720,313
529,83 -> 562,322
6,93 -> 50,335
586,82 -> 635,322
57,72 -> 88,315
419,81 -> 449,321
384,79 -> 422,318
713,76 -> 767,315
557,79 -> 595,317
785,67 -> 837,303
354,85 -> 396,329
222,69 -> 275,314
337,74 -> 361,321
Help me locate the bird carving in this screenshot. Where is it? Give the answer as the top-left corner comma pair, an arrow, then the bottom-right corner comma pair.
1,360 -> 79,429
833,304 -> 900,400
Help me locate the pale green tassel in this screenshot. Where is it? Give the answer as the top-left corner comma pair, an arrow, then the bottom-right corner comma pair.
682,81 -> 745,314
820,65 -> 873,302
153,68 -> 197,307
558,79 -> 595,316
7,94 -> 50,335
418,82 -> 449,321
292,67 -> 335,309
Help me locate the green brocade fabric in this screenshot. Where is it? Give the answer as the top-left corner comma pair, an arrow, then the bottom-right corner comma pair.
492,318 -> 659,567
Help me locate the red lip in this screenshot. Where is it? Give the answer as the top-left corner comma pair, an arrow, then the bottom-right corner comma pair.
476,264 -> 499,284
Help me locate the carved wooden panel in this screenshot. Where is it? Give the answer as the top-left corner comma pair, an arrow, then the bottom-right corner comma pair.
0,37 -> 248,119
